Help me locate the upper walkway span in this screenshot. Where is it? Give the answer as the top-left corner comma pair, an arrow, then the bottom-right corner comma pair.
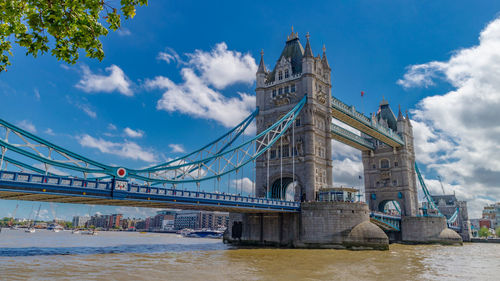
330,96 -> 404,149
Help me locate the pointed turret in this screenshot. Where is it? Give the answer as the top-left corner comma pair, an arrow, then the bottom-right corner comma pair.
257,49 -> 267,74
303,32 -> 313,58
322,44 -> 330,69
397,105 -> 404,121
405,110 -> 412,127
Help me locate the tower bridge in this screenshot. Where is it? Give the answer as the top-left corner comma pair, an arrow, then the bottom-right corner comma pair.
0,28 -> 464,249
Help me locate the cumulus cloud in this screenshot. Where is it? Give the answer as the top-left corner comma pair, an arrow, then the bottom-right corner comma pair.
331,140 -> 363,188
187,42 -> 257,89
169,144 -> 185,153
146,43 -> 257,130
76,65 -> 133,96
17,120 -> 36,133
124,127 -> 144,138
78,134 -> 156,162
398,17 -> 500,217
231,177 -> 254,194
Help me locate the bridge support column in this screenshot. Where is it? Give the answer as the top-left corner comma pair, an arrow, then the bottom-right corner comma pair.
224,202 -> 389,250
401,216 -> 462,245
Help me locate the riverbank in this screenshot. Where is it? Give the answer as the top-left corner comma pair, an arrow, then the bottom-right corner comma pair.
471,238 -> 500,243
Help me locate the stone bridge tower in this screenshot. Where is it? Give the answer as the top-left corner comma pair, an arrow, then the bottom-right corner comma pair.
255,29 -> 333,202
362,100 -> 419,216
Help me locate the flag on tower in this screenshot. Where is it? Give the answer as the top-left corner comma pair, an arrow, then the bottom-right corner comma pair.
361,91 -> 364,97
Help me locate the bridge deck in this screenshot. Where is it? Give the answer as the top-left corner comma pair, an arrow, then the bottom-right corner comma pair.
0,171 -> 300,213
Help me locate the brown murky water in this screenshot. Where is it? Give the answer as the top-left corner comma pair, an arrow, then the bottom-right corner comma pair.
0,229 -> 498,280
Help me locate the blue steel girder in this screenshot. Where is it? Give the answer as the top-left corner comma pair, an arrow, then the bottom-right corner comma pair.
126,95 -> 307,184
330,96 -> 404,148
330,123 -> 375,151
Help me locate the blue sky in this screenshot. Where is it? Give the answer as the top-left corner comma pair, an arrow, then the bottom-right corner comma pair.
1,1 -> 500,220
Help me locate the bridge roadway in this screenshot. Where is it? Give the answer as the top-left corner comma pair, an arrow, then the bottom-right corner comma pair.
0,171 -> 300,213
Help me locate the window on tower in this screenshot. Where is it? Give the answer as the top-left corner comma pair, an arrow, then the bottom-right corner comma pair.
285,69 -> 289,78
278,71 -> 283,80
291,84 -> 296,93
284,86 -> 289,94
272,89 -> 276,97
278,88 -> 283,95
381,159 -> 390,169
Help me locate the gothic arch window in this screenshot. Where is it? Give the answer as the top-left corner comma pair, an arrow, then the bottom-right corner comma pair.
278,71 -> 283,80
380,159 -> 390,169
285,69 -> 289,78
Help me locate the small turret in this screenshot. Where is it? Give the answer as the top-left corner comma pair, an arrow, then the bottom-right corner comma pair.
302,32 -> 314,74
256,49 -> 267,88
303,32 -> 313,58
321,44 -> 330,69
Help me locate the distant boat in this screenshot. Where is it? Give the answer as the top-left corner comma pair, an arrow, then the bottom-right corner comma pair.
182,229 -> 224,239
72,230 -> 81,234
25,227 -> 35,233
80,230 -> 97,235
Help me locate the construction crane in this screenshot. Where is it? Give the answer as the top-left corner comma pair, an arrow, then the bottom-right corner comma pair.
437,176 -> 445,195
8,203 -> 19,227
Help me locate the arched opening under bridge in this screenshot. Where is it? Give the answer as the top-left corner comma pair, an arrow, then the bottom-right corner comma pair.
270,177 -> 298,201
378,200 -> 402,216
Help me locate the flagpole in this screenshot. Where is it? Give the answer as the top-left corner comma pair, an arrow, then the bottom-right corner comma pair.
361,91 -> 365,114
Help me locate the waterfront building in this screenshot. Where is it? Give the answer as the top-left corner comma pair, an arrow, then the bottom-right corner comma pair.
174,210 -> 201,230
108,214 -> 123,229
173,210 -> 229,230
72,216 -> 90,228
87,214 -> 111,229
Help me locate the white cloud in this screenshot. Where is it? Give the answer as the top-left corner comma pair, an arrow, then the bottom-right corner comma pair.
117,27 -> 131,36
76,65 -> 133,96
146,43 -> 257,130
17,120 -> 36,133
169,144 -> 185,153
66,96 -> 97,119
398,17 -> 500,218
331,140 -> 363,188
45,128 -> 55,136
78,134 -> 156,162
108,123 -> 117,131
157,47 -> 182,64
147,74 -> 255,129
34,88 -> 40,101
231,177 -> 254,194
124,127 -> 144,138
187,42 -> 257,89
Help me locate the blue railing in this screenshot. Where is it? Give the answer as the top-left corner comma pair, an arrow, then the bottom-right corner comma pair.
0,171 -> 300,211
370,211 -> 401,231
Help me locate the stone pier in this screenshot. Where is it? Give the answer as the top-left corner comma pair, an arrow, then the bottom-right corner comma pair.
224,202 -> 389,250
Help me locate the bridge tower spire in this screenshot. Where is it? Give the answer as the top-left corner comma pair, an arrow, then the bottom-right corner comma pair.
255,29 -> 332,201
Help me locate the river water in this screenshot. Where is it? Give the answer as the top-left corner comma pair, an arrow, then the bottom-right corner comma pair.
0,228 -> 498,280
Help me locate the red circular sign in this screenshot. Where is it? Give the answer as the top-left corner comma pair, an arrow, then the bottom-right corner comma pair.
117,167 -> 127,178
